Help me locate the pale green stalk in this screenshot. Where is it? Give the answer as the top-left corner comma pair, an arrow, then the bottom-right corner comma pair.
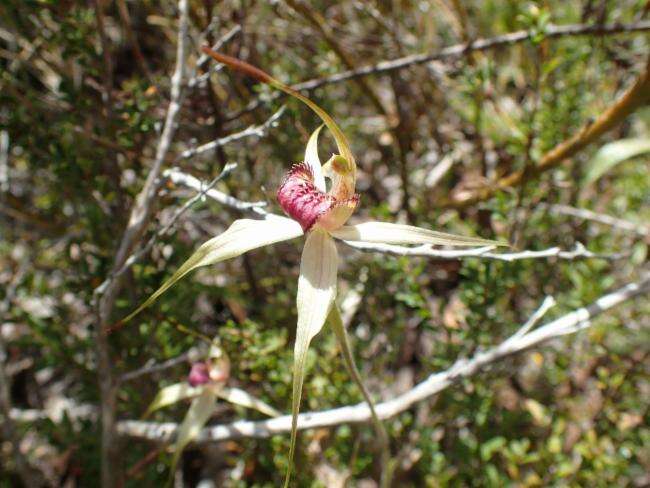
329,306 -> 395,488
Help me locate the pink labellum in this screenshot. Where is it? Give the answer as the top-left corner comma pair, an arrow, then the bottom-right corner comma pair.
188,362 -> 211,387
277,163 -> 358,231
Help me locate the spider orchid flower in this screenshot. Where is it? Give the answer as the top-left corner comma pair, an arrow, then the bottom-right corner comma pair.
123,49 -> 505,485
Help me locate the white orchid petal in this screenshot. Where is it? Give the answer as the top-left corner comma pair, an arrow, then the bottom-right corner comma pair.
286,229 -> 338,487
123,216 -> 303,323
304,125 -> 326,192
215,386 -> 281,417
143,383 -> 202,418
330,221 -> 505,247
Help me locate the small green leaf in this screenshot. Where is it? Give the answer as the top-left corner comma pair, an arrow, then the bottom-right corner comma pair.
524,398 -> 551,427
583,138 -> 650,186
480,436 -> 507,461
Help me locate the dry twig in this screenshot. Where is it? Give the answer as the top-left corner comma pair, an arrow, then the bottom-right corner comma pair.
177,105 -> 285,160
225,21 -> 650,120
116,276 -> 649,443
341,240 -> 627,261
441,56 -> 650,207
92,2 -> 189,485
541,203 -> 650,237
164,168 -> 268,215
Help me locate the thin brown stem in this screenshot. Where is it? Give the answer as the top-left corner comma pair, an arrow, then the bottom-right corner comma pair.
116,0 -> 151,78
440,56 -> 650,208
284,0 -> 390,118
92,1 -> 190,486
223,21 -> 650,121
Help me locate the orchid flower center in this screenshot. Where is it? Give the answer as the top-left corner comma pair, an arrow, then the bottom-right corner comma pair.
277,162 -> 359,232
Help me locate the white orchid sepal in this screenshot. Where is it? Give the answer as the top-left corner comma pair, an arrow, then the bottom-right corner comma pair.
331,221 -> 506,247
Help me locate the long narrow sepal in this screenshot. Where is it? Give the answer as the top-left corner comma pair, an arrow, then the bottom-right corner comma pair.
201,48 -> 355,168
143,383 -> 200,418
216,386 -> 281,417
330,221 -> 506,247
201,47 -> 356,202
122,217 -> 303,323
285,229 -> 338,487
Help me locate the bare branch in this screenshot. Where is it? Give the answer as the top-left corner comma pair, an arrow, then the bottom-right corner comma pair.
442,56 -> 650,208
341,241 -> 627,261
120,348 -> 199,384
177,105 -> 286,161
93,2 -> 190,485
164,168 -> 268,215
512,296 -> 556,340
224,21 -> 650,120
188,25 -> 242,88
95,163 -> 239,293
93,102 -> 284,298
9,403 -> 98,424
116,276 -> 649,443
296,22 -> 650,91
541,203 -> 650,237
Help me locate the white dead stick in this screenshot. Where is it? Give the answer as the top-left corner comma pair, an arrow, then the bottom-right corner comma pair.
164,168 -> 268,215
93,3 -> 190,486
116,275 -> 649,443
541,203 -> 650,237
188,25 -> 241,88
342,241 -> 627,261
177,105 -> 286,161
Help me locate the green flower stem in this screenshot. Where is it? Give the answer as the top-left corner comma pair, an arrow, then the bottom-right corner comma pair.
328,305 -> 395,488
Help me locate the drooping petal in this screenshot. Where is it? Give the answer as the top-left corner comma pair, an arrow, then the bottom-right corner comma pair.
122,217 -> 303,323
304,125 -> 326,192
330,221 -> 506,247
215,386 -> 281,417
286,229 -> 338,487
169,388 -> 218,482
